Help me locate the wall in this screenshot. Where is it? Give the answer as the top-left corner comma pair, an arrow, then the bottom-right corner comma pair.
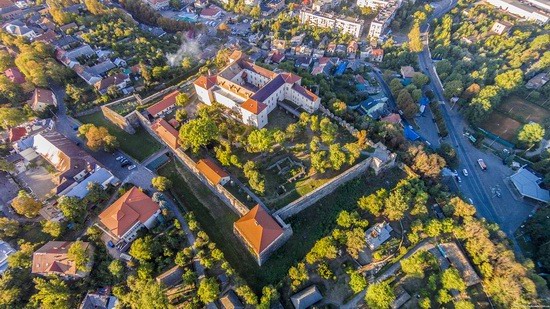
273,157 -> 373,220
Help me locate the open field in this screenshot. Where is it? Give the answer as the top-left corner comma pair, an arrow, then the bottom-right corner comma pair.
159,157 -> 406,290
497,95 -> 550,124
479,110 -> 521,142
78,112 -> 162,161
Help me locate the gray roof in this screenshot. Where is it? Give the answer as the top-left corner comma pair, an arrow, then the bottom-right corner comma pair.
290,285 -> 323,309
510,168 -> 550,203
251,74 -> 285,102
0,241 -> 16,274
52,35 -> 79,48
89,60 -> 116,76
220,290 -> 244,309
80,293 -> 118,309
66,45 -> 95,60
65,167 -> 118,199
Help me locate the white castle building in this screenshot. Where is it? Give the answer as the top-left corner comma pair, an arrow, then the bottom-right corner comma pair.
193,51 -> 321,128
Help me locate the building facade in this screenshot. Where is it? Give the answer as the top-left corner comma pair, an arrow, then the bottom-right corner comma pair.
368,0 -> 401,39
486,0 -> 548,24
299,9 -> 364,38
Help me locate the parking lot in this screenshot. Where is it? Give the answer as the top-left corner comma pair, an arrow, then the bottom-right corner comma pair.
16,165 -> 56,200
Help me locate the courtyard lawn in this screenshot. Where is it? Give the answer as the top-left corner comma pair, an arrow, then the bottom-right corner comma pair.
159,157 -> 406,290
77,112 -> 162,162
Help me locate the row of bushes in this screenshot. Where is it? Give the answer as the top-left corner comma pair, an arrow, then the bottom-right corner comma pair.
429,101 -> 449,137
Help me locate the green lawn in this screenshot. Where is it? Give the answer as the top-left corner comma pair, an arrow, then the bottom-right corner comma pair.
77,112 -> 161,162
159,158 -> 406,291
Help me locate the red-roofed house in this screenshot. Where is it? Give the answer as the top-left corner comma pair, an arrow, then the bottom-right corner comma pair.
95,73 -> 129,95
196,158 -> 230,185
30,88 -> 57,112
200,6 -> 221,19
9,126 -> 27,143
147,91 -> 179,118
4,67 -> 25,84
371,48 -> 384,62
234,205 -> 286,265
152,119 -> 179,149
32,241 -> 93,279
98,187 -> 161,243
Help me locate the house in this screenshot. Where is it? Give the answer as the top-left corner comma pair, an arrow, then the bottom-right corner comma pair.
95,73 -> 130,95
59,22 -> 77,33
526,72 -> 549,89
52,35 -> 79,50
80,290 -> 118,309
37,16 -> 56,31
73,65 -> 102,86
371,48 -> 384,62
491,20 -> 513,35
196,158 -> 230,186
368,0 -> 402,38
34,29 -> 58,44
156,266 -> 184,288
290,285 -> 323,309
32,241 -> 93,278
509,167 -> 550,203
0,241 -> 16,274
380,113 -> 401,124
147,91 -> 179,118
194,50 -> 320,128
195,0 -> 208,8
347,40 -> 358,55
200,6 -> 222,19
327,42 -> 336,54
168,118 -> 180,128
3,20 -> 36,38
89,60 -> 116,77
295,56 -> 312,69
311,57 -> 335,76
271,39 -> 286,50
30,88 -> 57,112
64,167 -> 119,199
98,187 -> 161,243
9,126 -> 27,143
113,58 -> 127,67
0,0 -> 22,20
4,67 -> 25,84
152,119 -> 179,149
234,205 -> 285,266
365,221 -> 393,250
145,0 -> 169,10
400,66 -> 415,79
266,49 -> 285,64
219,290 -> 244,309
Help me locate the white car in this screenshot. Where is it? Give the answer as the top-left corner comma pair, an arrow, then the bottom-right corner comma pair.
116,156 -> 124,161
128,165 -> 136,170
462,169 -> 469,176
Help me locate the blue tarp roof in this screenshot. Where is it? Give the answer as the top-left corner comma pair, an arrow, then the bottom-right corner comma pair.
401,78 -> 412,86
334,61 -> 347,76
419,97 -> 429,105
404,126 -> 420,141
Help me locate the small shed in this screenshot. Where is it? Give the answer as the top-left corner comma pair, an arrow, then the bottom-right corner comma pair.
219,290 -> 244,309
290,285 -> 323,309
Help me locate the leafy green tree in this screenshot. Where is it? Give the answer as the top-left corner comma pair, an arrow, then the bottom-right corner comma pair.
332,100 -> 347,115
288,262 -> 309,291
129,236 -> 154,262
320,118 -> 338,144
236,285 -> 258,305
182,269 -> 197,286
310,150 -> 329,173
259,285 -> 279,308
408,22 -> 423,53
179,117 -> 219,152
346,228 -> 366,259
358,188 -> 388,216
8,242 -> 34,269
494,69 -> 523,91
317,262 -> 335,280
412,73 -> 429,88
348,270 -> 367,293
175,93 -> 189,106
41,220 -> 63,238
443,79 -> 463,99
518,123 -> 544,147
250,5 -> 261,19
11,190 -> 42,218
286,123 -> 300,140
455,300 -> 475,309
389,78 -> 404,95
108,259 -> 125,279
30,277 -> 71,309
68,241 -> 90,271
0,157 -> 15,172
0,217 -> 19,238
114,276 -> 169,309
243,161 -> 265,194
58,196 -> 86,222
425,219 -> 443,237
384,189 -> 409,221
0,107 -> 28,129
329,144 -> 347,170
197,277 -> 220,304
396,89 -> 418,119
151,176 -> 172,191
441,268 -> 466,292
336,210 -> 361,228
365,280 -> 396,309
175,109 -> 188,122
305,236 -> 337,264
247,128 -> 274,153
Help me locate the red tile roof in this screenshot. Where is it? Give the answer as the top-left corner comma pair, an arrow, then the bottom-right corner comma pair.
280,72 -> 301,84
99,187 -> 160,238
194,75 -> 217,89
147,91 -> 179,117
196,158 -> 229,184
234,205 -> 284,255
241,98 -> 267,115
9,126 -> 27,143
200,6 -> 220,17
4,67 -> 25,84
381,113 -> 401,124
168,118 -> 180,128
372,48 -> 384,57
32,241 -> 92,277
152,118 -> 179,149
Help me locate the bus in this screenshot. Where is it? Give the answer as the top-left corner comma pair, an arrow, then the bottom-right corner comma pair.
478,159 -> 487,171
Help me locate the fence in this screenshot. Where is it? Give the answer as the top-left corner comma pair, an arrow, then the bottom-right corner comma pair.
273,157 -> 373,220
477,127 -> 516,148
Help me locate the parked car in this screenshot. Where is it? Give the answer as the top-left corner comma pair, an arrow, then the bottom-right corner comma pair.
455,175 -> 462,183
128,165 -> 136,170
462,169 -> 469,176
116,156 -> 124,161
121,162 -> 131,168
107,240 -> 115,248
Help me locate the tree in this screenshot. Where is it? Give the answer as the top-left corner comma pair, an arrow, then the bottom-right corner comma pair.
443,79 -> 463,99
8,242 -> 34,269
365,280 -> 396,309
68,241 -> 90,271
78,124 -> 118,152
408,22 -> 423,53
30,277 -> 71,309
444,197 -> 476,218
518,123 -> 544,147
109,259 -> 124,279
151,176 -> 172,191
305,236 -> 337,264
41,220 -> 63,238
320,118 -> 337,144
384,189 -> 409,221
329,144 -> 347,170
259,285 -> 279,308
0,157 -> 15,173
412,73 -> 429,88
336,210 -> 361,228
332,100 -> 347,115
286,123 -> 300,140
247,128 -> 274,153
389,78 -> 404,95
197,277 -> 220,304
114,276 -> 169,309
250,5 -> 261,19
441,268 -> 466,292
0,217 -> 19,238
0,107 -> 27,130
58,196 -> 86,222
495,69 -> 523,91
288,262 -> 309,291
396,89 -> 418,119
11,190 -> 41,218
236,285 -> 258,305
346,228 -> 367,259
310,150 -> 329,174
84,0 -> 106,14
243,161 -> 265,194
179,117 -> 218,152
175,93 -> 189,106
129,236 -> 154,262
175,109 -> 188,122
358,188 -> 388,216
348,270 -> 367,293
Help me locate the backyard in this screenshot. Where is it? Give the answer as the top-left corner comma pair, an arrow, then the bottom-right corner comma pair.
158,157 -> 405,290
78,111 -> 162,161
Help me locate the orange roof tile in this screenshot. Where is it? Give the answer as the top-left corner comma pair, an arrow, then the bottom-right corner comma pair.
196,158 -> 229,184
152,118 -> 179,149
147,91 -> 179,117
234,205 -> 284,255
194,75 -> 217,89
241,98 -> 267,115
99,187 -> 160,238
32,241 -> 91,277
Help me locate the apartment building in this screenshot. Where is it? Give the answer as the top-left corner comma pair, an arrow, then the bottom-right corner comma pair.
357,0 -> 392,8
299,9 -> 365,38
486,0 -> 548,24
194,51 -> 320,128
368,0 -> 401,38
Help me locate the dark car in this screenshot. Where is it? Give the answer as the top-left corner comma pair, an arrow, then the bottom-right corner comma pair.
107,240 -> 115,248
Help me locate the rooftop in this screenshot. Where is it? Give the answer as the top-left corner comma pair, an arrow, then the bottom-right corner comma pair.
147,91 -> 179,116
234,205 -> 284,255
196,158 -> 229,185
